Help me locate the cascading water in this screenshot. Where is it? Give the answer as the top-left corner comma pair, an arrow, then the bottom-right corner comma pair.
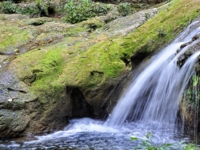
192,72 -> 199,145
105,22 -> 200,130
1,22 -> 200,150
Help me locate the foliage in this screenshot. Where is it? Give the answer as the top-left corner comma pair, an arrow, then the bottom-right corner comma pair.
131,132 -> 177,150
16,5 -> 40,16
131,132 -> 200,150
0,0 -> 52,17
184,143 -> 200,150
64,0 -> 111,24
117,2 -> 131,16
1,1 -> 16,14
35,0 -> 50,16
192,75 -> 199,87
117,2 -> 138,16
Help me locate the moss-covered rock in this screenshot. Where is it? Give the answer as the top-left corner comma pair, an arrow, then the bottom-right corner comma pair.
0,0 -> 200,137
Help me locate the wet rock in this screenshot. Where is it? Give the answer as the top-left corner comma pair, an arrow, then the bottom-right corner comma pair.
177,20 -> 200,133
177,31 -> 200,67
0,70 -> 38,137
104,8 -> 158,36
0,110 -> 30,137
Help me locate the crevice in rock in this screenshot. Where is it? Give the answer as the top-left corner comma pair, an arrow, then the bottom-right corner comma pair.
47,7 -> 56,17
23,74 -> 37,86
120,53 -> 130,66
7,87 -> 27,94
66,86 -> 94,118
30,21 -> 45,26
131,49 -> 150,69
0,52 -> 15,55
90,70 -> 104,76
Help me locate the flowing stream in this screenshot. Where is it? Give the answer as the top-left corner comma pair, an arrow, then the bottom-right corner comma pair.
1,22 -> 200,149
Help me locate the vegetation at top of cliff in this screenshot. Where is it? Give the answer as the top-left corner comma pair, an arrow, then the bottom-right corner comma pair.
0,1 -> 16,14
0,0 -> 151,23
117,2 -> 136,16
1,1 -> 29,15
0,0 -> 55,17
0,0 -> 112,22
64,0 -> 111,24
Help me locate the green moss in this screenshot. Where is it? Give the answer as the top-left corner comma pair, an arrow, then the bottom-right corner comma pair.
58,0 -> 200,89
121,0 -> 200,57
65,26 -> 87,36
14,44 -> 66,103
13,0 -> 200,95
31,49 -> 64,89
65,18 -> 104,36
104,62 -> 125,77
0,25 -> 30,52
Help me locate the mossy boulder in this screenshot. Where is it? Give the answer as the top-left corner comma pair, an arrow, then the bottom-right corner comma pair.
0,0 -> 200,137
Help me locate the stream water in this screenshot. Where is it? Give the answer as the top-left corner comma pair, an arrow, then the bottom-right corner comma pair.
1,22 -> 200,149
0,118 -> 194,150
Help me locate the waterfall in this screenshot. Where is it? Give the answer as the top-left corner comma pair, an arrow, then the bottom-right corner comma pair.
5,21 -> 200,150
105,21 -> 200,130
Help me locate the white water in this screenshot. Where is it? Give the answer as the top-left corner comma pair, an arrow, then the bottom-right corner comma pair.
1,22 -> 200,150
105,21 -> 200,129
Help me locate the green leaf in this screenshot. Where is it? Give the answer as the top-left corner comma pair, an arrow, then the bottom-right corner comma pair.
130,136 -> 138,141
146,132 -> 153,138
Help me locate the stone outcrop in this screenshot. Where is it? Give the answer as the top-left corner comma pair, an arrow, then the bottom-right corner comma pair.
0,0 -> 200,138
0,6 -> 159,137
176,21 -> 200,133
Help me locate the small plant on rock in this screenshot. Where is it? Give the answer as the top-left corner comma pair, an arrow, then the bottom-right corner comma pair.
117,2 -> 131,16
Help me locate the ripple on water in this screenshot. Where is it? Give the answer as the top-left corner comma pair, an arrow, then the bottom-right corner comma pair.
0,118 -> 195,150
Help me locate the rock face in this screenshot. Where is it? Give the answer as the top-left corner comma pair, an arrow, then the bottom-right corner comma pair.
0,72 -> 35,137
105,8 -> 157,36
0,0 -> 200,138
0,6 -> 158,137
177,21 -> 200,133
